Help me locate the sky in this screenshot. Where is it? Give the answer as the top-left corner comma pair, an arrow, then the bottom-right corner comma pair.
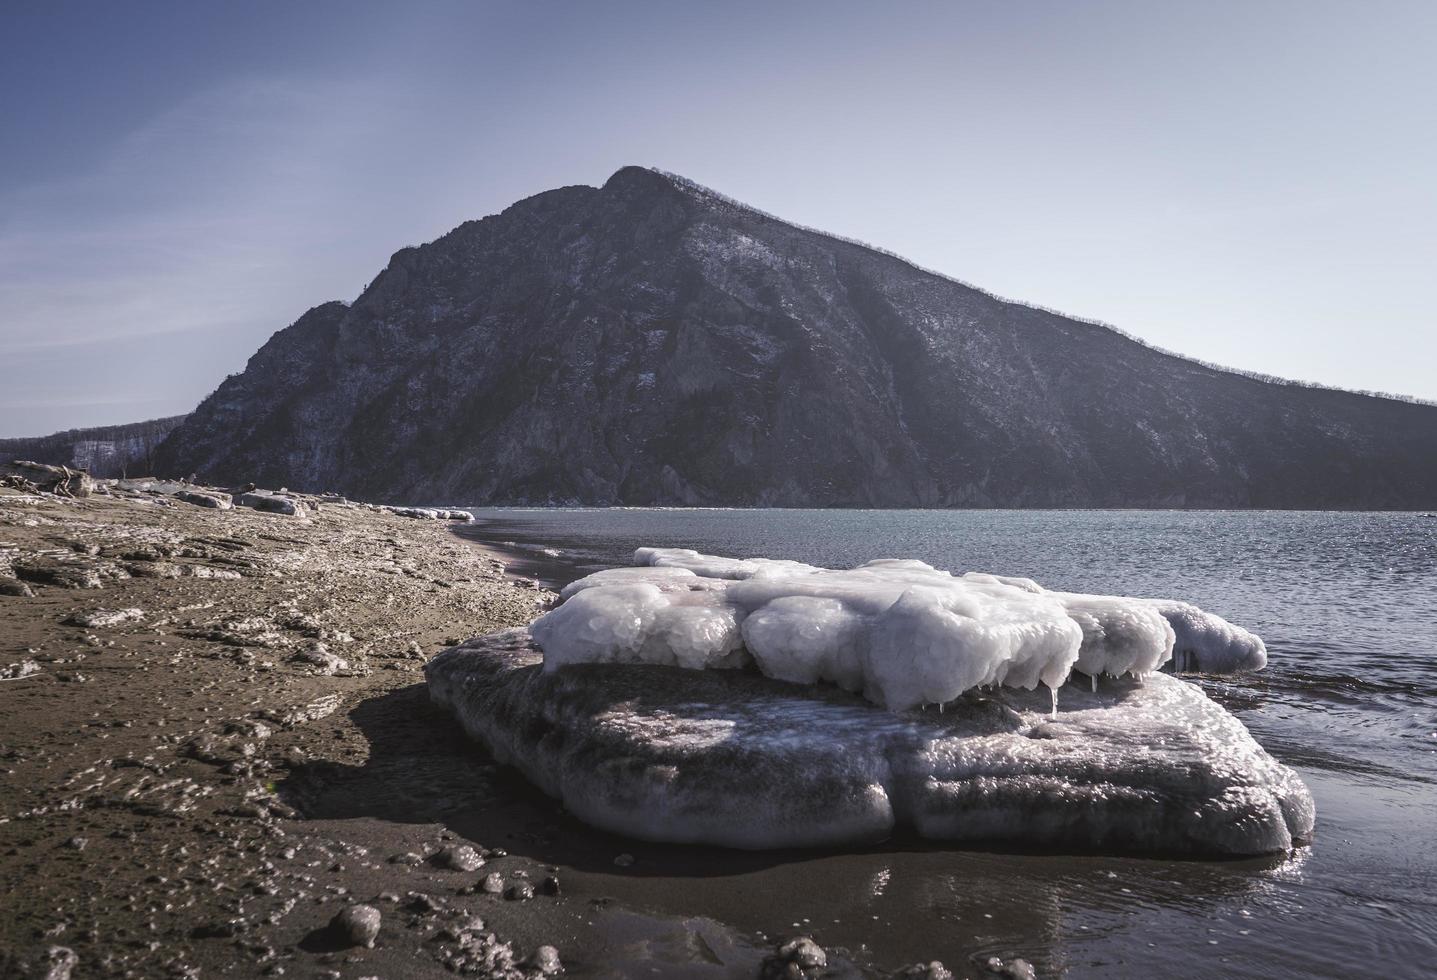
2,0 -> 1435,436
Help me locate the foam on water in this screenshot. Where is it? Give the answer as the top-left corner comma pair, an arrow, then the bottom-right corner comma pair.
539,548 -> 1266,711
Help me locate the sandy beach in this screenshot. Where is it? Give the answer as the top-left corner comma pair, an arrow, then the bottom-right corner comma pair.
3,487 -> 883,979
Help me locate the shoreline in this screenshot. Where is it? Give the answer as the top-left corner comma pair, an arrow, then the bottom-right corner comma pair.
448,521 -> 593,593
2,486 -> 881,979
12,492 -> 1411,978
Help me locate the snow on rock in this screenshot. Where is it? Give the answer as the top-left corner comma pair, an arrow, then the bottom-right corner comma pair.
383,506 -> 474,522
425,628 -> 1314,855
235,491 -> 299,516
538,548 -> 1265,712
64,607 -> 145,629
175,489 -> 232,510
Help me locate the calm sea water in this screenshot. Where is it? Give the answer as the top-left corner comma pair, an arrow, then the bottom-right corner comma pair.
456,509 -> 1437,978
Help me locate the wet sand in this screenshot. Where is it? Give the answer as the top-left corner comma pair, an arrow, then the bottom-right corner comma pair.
1,488 -> 848,979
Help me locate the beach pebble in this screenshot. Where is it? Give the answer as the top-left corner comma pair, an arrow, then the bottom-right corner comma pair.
505,881 -> 535,901
983,957 -> 1037,980
529,945 -> 562,974
290,642 -> 347,675
27,945 -> 78,980
762,936 -> 827,978
330,904 -> 381,948
480,872 -> 505,894
406,892 -> 444,914
436,843 -> 484,872
895,962 -> 954,980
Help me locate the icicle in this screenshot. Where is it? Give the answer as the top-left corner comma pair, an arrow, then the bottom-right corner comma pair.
1048,684 -> 1058,718
939,701 -> 944,714
1091,674 -> 1097,694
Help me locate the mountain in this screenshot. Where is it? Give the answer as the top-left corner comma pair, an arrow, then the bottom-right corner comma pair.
154,167 -> 1437,508
2,415 -> 189,479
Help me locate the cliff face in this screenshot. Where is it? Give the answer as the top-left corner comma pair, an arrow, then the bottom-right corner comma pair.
155,167 -> 1437,508
1,415 -> 189,479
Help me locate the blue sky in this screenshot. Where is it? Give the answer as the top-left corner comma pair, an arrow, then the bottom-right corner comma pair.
3,0 -> 1434,436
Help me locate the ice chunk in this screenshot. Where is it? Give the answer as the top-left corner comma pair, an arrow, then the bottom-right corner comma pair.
530,549 -> 1265,712
531,583 -> 664,667
1149,599 -> 1268,673
425,629 -> 1314,856
559,565 -> 707,601
532,583 -> 747,671
636,547 -> 824,581
741,594 -> 866,690
528,546 -> 1270,706
1054,593 -> 1175,680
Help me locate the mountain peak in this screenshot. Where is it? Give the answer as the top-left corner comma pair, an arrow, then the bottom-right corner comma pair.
154,172 -> 1437,509
600,164 -> 678,194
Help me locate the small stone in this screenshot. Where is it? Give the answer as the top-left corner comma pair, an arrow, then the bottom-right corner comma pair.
191,920 -> 242,939
290,642 -> 347,675
330,904 -> 381,948
479,873 -> 504,894
505,881 -> 535,902
37,945 -> 78,980
762,936 -> 827,978
436,844 -> 484,872
778,937 -> 826,970
63,836 -> 87,851
529,945 -> 562,974
895,962 -> 955,980
983,957 -> 1037,980
406,892 -> 444,914
612,853 -> 635,868
389,851 -> 423,865
539,875 -> 561,896
0,660 -> 41,680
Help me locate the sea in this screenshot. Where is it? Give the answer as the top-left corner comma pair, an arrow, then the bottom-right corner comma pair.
454,508 -> 1437,979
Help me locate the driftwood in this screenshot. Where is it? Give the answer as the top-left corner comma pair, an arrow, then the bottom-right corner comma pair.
0,460 -> 95,497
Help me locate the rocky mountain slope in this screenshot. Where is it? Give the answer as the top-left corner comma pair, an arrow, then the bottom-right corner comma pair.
154,167 -> 1437,508
2,415 -> 189,479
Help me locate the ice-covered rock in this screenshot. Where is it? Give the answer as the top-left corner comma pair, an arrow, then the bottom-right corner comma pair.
235,491 -> 299,516
290,642 -> 348,675
330,903 -> 381,948
0,460 -> 93,497
64,607 -> 144,629
425,628 -> 1314,855
539,548 -> 1265,711
383,505 -> 474,521
176,488 -> 232,510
